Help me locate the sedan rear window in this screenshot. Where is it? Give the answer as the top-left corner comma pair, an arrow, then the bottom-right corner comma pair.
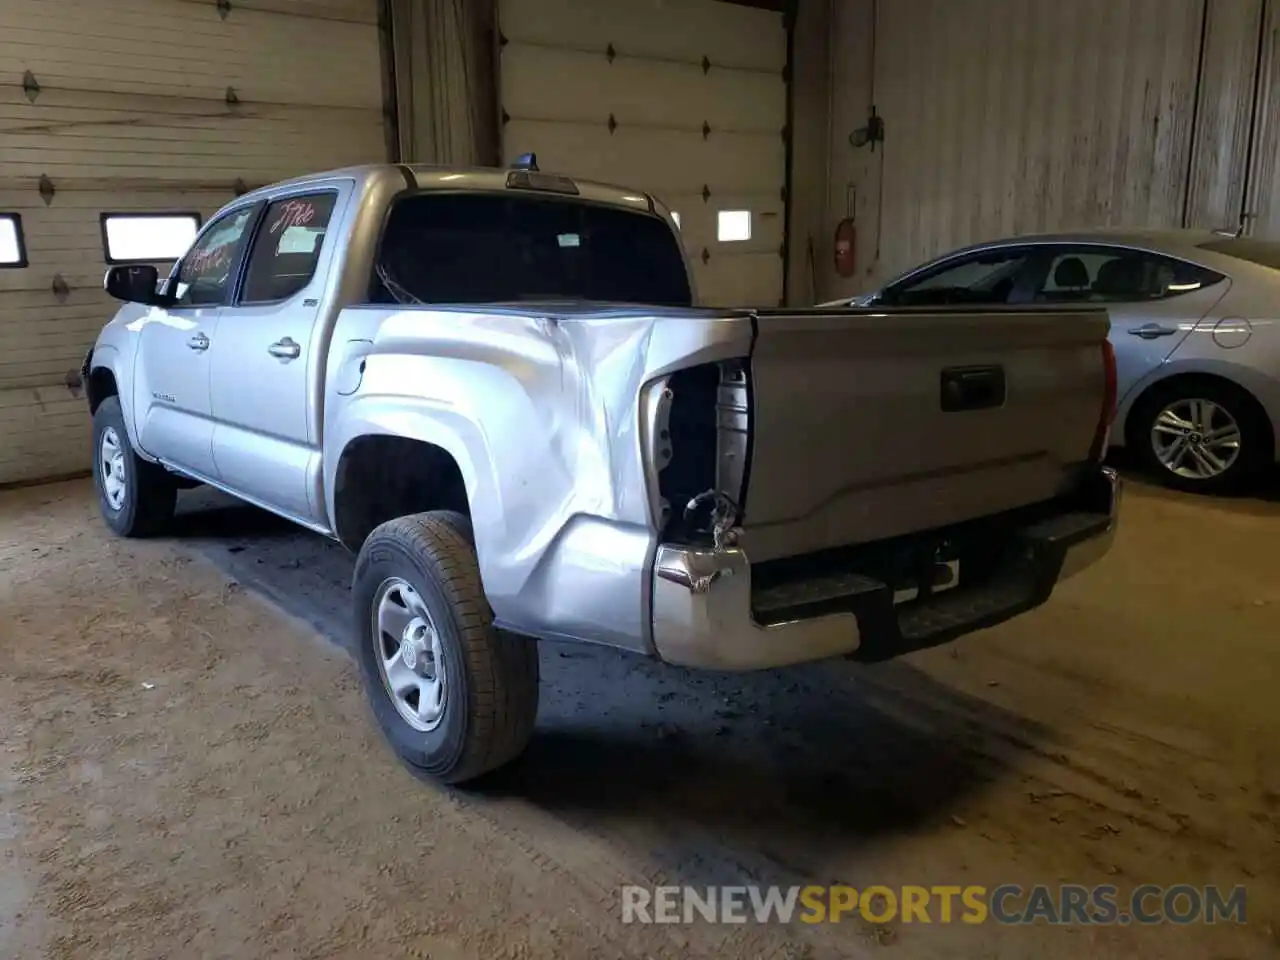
1196,237 -> 1280,270
370,192 -> 691,307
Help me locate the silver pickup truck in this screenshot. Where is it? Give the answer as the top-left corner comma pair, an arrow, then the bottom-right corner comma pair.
83,160 -> 1121,783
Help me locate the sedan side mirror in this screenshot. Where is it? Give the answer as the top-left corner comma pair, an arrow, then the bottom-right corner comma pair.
104,264 -> 166,305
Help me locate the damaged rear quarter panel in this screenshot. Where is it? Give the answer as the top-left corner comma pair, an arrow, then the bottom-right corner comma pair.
324,303 -> 753,654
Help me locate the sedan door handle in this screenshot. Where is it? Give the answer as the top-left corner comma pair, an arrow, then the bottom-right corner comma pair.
187,333 -> 210,351
1127,323 -> 1178,340
268,337 -> 301,361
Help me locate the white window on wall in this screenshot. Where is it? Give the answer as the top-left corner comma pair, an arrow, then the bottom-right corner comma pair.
718,210 -> 751,242
0,214 -> 27,267
277,225 -> 326,254
101,212 -> 201,264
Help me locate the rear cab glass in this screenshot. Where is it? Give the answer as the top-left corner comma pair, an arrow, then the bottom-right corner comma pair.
369,192 -> 692,307
1196,237 -> 1280,271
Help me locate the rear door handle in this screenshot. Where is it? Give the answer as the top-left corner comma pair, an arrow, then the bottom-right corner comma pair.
187,333 -> 210,351
1127,323 -> 1178,339
268,337 -> 301,361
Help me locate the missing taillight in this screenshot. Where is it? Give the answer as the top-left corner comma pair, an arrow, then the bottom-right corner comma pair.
657,361 -> 749,545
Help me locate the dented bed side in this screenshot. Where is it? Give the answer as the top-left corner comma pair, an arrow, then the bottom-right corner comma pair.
323,301 -> 1118,668
322,302 -> 756,657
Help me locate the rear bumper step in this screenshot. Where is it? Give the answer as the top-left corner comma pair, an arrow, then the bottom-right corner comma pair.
650,466 -> 1120,671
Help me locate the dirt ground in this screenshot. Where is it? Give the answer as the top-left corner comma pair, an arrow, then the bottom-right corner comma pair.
1,477 -> 1278,959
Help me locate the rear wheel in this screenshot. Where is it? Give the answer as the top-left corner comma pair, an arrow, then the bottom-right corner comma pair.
1130,379 -> 1271,494
352,511 -> 539,784
91,397 -> 177,537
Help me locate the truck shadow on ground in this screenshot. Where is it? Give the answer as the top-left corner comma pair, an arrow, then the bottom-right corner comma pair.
477,656 -> 1045,886
173,491 -> 304,539
174,491 -> 1055,885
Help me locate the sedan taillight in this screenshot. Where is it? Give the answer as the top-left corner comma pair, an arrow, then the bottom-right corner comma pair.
1090,339 -> 1118,461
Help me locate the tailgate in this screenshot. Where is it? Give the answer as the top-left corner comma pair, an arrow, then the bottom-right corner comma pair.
739,307 -> 1109,563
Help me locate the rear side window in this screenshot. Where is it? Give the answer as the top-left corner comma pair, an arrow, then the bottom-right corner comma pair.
369,192 -> 692,307
1196,237 -> 1280,270
241,192 -> 337,303
883,249 -> 1032,306
1034,247 -> 1224,303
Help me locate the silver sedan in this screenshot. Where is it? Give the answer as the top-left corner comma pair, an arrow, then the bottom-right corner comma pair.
825,229 -> 1280,493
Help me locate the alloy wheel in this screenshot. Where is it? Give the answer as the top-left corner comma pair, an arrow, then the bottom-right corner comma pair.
1150,398 -> 1242,481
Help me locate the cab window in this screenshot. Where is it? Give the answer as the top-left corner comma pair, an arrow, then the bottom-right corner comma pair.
368,191 -> 692,307
240,192 -> 338,304
171,205 -> 260,307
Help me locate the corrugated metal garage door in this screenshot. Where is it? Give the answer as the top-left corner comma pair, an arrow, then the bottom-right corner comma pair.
869,0 -> 1207,281
498,0 -> 787,307
0,0 -> 388,486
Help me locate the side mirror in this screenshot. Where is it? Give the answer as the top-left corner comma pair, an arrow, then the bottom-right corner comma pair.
104,264 -> 163,305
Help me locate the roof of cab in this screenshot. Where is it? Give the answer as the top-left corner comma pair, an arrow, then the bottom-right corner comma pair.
241,163 -> 657,216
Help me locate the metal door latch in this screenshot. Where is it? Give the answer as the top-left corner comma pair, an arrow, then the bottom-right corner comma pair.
268,337 -> 301,360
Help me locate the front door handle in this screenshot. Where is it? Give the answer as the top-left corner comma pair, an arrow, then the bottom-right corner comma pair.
1127,323 -> 1178,340
187,332 -> 210,351
268,337 -> 301,361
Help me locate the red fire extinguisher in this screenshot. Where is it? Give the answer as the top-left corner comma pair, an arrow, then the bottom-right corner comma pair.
834,217 -> 856,278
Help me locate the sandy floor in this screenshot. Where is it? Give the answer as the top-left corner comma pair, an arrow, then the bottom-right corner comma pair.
1,477 -> 1278,959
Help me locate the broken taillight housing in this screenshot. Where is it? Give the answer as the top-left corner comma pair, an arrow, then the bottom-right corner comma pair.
655,360 -> 749,545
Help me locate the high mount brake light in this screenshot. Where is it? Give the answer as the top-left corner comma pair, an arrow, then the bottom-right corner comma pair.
505,170 -> 579,196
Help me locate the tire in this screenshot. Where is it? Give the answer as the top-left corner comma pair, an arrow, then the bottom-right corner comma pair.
91,396 -> 177,537
1129,378 -> 1272,495
352,511 -> 539,785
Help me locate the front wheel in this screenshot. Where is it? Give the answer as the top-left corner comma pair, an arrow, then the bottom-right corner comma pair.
91,397 -> 177,537
352,511 -> 539,784
1130,380 -> 1272,494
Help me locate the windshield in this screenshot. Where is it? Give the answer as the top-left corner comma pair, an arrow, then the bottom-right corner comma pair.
370,191 -> 691,307
1196,237 -> 1280,271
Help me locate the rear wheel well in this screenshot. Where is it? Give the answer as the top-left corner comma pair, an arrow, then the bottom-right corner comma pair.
87,367 -> 119,414
333,435 -> 470,551
1125,372 -> 1275,455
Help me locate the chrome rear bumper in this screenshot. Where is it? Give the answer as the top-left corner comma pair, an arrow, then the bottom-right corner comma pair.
650,467 -> 1121,671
